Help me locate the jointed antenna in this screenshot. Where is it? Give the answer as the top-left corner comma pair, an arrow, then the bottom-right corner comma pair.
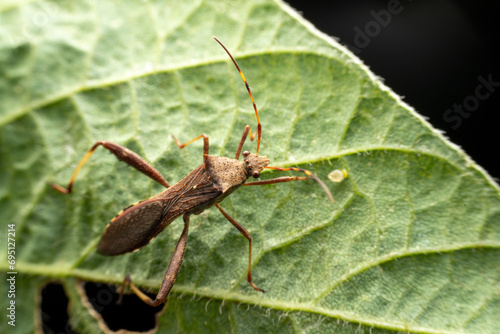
213,36 -> 261,155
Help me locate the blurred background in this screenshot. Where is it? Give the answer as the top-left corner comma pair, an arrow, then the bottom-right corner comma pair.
286,0 -> 500,180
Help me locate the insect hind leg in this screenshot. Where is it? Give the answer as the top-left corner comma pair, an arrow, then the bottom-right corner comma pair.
117,213 -> 191,307
50,141 -> 170,194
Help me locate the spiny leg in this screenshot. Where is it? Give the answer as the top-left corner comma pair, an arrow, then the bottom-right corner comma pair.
215,203 -> 265,293
118,213 -> 191,307
261,166 -> 334,202
50,141 -> 170,194
213,36 -> 262,155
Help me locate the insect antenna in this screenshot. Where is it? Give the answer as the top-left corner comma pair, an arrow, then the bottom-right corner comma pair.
265,166 -> 334,202
213,36 -> 262,155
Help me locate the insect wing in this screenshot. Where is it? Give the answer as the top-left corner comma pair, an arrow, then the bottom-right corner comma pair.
97,197 -> 174,256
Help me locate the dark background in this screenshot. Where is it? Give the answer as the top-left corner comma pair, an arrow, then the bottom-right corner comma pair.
286,0 -> 500,180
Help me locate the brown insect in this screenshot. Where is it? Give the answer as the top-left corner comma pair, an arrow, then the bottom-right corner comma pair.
50,37 -> 334,306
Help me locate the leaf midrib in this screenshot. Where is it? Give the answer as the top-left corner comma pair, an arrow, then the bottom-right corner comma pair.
8,248 -> 494,334
9,240 -> 499,284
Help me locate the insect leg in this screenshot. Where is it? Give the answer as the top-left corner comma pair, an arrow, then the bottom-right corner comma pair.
234,124 -> 261,160
215,203 -> 265,293
118,213 -> 191,306
50,141 -> 170,194
172,134 -> 209,159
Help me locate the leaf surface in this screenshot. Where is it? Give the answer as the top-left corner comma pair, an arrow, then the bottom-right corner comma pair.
1,0 -> 499,333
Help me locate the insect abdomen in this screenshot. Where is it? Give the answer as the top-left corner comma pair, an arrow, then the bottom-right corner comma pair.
97,200 -> 174,256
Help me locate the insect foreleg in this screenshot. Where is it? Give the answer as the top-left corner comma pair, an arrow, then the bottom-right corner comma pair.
234,124 -> 259,160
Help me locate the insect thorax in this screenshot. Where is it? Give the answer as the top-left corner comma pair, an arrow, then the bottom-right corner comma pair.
205,156 -> 248,193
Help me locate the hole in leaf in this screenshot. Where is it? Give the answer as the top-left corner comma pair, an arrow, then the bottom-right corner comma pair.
40,282 -> 78,334
82,281 -> 164,332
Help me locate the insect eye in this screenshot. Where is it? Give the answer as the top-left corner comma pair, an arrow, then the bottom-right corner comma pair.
243,151 -> 250,157
252,171 -> 260,179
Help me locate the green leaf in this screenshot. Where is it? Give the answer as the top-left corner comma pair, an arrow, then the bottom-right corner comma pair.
1,0 -> 499,333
